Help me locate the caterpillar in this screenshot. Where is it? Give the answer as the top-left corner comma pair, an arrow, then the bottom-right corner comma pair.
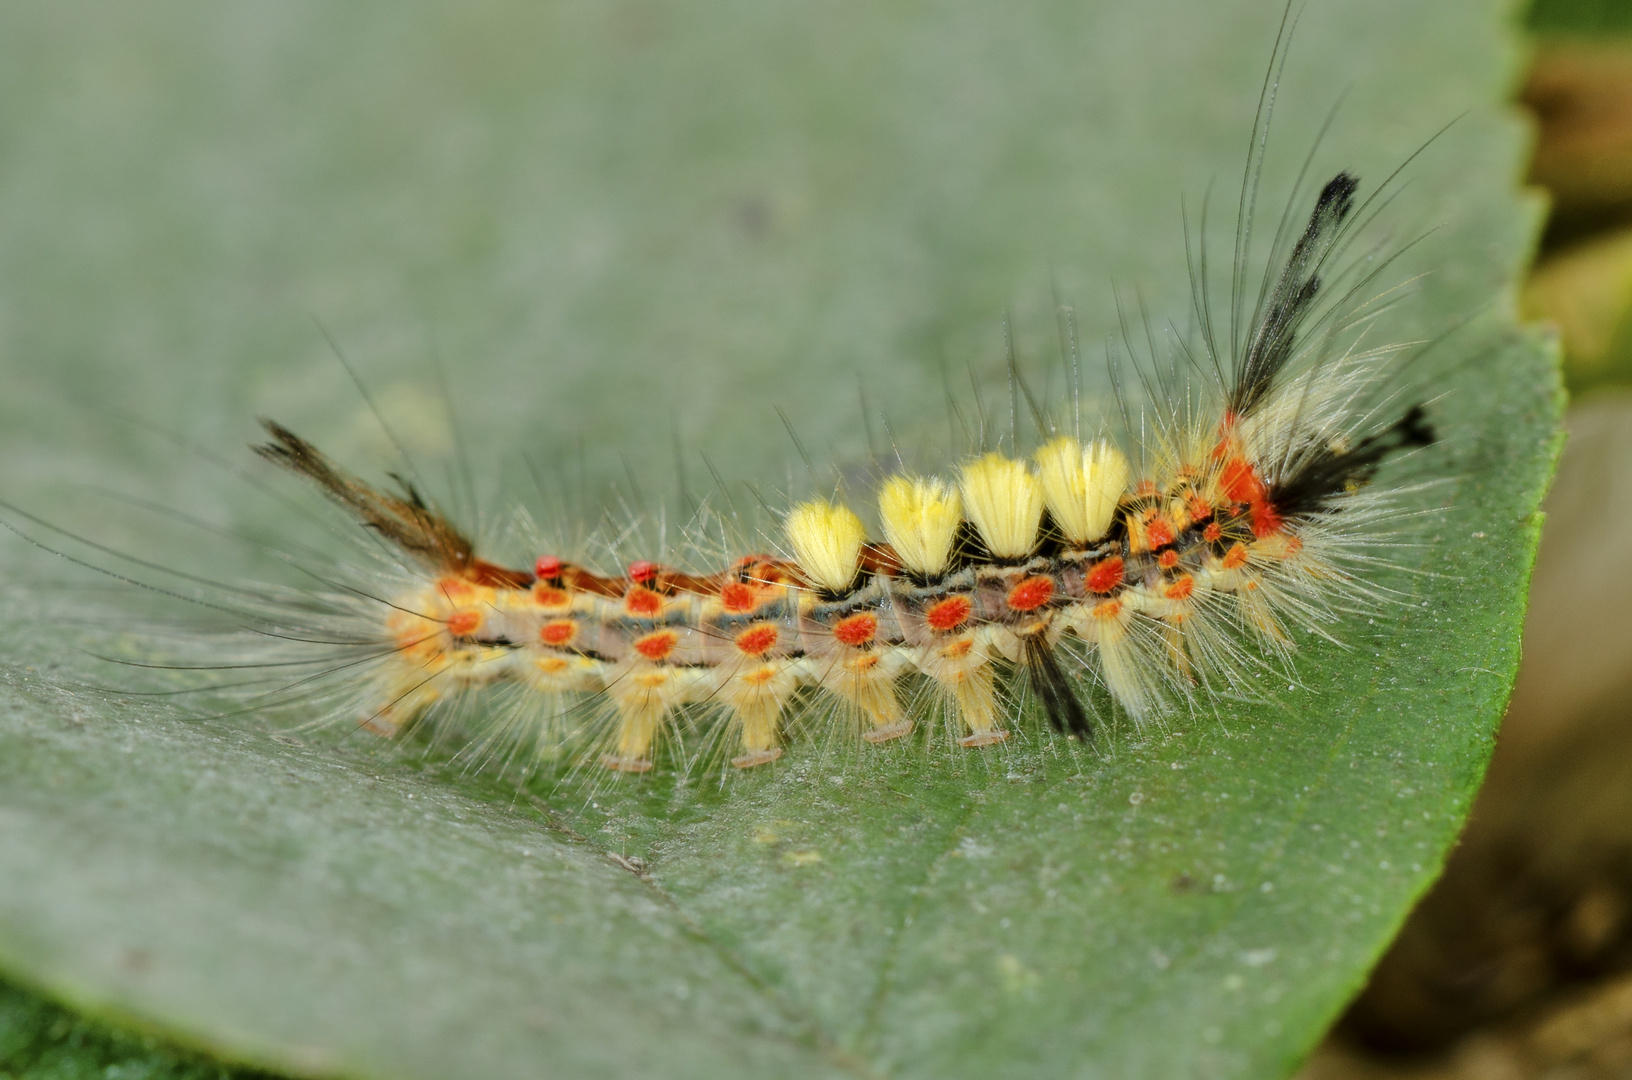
233,165 -> 1436,780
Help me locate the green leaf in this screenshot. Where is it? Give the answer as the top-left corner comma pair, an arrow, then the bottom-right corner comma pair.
0,2 -> 1559,1079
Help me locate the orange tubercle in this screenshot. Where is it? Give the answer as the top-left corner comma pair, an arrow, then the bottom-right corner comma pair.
624,586 -> 663,618
540,620 -> 577,647
445,610 -> 482,637
1220,458 -> 1267,505
719,581 -> 759,614
1145,514 -> 1175,549
1164,575 -> 1195,601
1222,542 -> 1249,570
633,629 -> 678,661
1006,576 -> 1054,612
1086,556 -> 1124,594
734,623 -> 780,657
925,596 -> 973,632
831,612 -> 879,647
1249,500 -> 1284,538
533,584 -> 570,608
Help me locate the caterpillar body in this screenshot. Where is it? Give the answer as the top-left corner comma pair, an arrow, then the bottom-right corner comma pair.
245,169 -> 1436,779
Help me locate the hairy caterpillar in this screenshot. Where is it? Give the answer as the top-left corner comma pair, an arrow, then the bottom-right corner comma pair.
231,164 -> 1435,780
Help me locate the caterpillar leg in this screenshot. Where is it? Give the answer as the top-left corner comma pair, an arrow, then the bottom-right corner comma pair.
717,660 -> 799,768
1235,576 -> 1291,647
1069,598 -> 1156,720
361,619 -> 467,735
951,661 -> 1006,747
855,677 -> 912,745
1159,622 -> 1192,681
603,665 -> 691,772
818,648 -> 912,744
919,633 -> 1007,747
359,678 -> 442,736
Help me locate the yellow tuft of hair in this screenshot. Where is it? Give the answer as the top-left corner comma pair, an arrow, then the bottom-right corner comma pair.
785,498 -> 868,595
1033,436 -> 1130,545
958,453 -> 1043,560
877,475 -> 961,578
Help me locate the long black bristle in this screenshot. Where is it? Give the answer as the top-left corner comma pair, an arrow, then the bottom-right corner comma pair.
1023,633 -> 1093,740
1231,171 -> 1360,417
1268,404 -> 1436,520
